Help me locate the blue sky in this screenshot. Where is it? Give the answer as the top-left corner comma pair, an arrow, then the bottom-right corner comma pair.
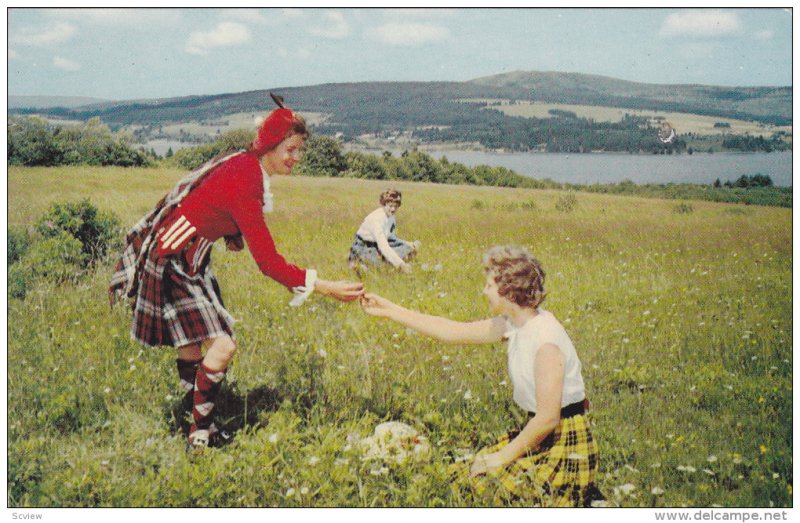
7,7 -> 793,101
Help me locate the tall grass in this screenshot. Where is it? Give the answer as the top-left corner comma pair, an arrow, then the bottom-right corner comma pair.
7,166 -> 792,507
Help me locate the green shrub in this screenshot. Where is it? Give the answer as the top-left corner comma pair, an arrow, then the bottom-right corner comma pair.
7,263 -> 31,299
8,226 -> 31,265
555,193 -> 578,212
23,232 -> 85,283
35,198 -> 121,265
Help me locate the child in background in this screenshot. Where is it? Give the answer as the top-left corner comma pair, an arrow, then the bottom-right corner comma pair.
348,189 -> 420,273
360,245 -> 601,506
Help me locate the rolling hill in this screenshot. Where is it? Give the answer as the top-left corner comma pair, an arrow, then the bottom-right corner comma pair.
10,71 -> 790,128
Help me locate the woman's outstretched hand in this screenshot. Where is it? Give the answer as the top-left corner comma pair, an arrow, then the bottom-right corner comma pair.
314,279 -> 364,302
359,292 -> 397,317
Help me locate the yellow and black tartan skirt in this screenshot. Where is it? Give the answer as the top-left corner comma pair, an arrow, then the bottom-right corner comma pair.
451,412 -> 600,507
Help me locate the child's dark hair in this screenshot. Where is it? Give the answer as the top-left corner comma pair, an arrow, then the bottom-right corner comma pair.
483,245 -> 546,309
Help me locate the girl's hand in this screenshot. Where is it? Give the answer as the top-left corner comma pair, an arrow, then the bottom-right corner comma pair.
314,279 -> 364,302
360,292 -> 397,317
469,452 -> 507,477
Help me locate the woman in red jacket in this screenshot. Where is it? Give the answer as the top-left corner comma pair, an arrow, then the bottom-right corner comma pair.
109,98 -> 363,450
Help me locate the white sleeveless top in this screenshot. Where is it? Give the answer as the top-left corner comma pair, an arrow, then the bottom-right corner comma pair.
504,309 -> 585,413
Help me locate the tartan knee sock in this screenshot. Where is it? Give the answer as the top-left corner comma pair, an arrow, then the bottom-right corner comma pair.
189,363 -> 226,436
176,358 -> 202,396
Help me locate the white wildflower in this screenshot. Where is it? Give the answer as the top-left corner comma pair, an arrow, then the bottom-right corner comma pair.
463,390 -> 473,400
615,483 -> 636,496
317,349 -> 327,358
308,456 -> 320,466
703,469 -> 715,476
651,487 -> 665,496
707,455 -> 718,463
285,488 -> 295,497
335,458 -> 349,466
300,487 -> 309,495
268,433 -> 279,443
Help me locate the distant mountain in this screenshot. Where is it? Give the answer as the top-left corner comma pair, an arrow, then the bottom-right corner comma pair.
469,71 -> 790,124
9,71 -> 791,130
8,95 -> 113,109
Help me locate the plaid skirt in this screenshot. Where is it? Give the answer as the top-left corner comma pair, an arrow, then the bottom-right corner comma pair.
451,413 -> 600,507
348,235 -> 415,265
131,244 -> 235,348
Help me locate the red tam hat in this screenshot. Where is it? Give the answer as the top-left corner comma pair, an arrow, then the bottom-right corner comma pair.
251,108 -> 296,156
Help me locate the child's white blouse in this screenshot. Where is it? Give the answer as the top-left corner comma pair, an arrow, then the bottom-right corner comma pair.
355,207 -> 404,267
504,309 -> 586,413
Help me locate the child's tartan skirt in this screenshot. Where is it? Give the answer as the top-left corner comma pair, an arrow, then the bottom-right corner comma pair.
452,413 -> 600,507
131,245 -> 235,348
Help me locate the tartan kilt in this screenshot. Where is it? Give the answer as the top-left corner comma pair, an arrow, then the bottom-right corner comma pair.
131,243 -> 235,348
451,413 -> 600,507
348,234 -> 415,265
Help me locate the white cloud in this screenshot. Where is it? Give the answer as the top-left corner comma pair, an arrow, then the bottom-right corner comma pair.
309,11 -> 349,39
754,29 -> 774,41
53,56 -> 81,71
280,9 -> 305,19
185,22 -> 252,56
368,22 -> 450,46
660,10 -> 742,38
47,8 -> 180,29
11,21 -> 77,46
220,9 -> 270,25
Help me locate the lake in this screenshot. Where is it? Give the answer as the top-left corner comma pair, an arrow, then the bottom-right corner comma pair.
421,150 -> 793,187
148,139 -> 792,187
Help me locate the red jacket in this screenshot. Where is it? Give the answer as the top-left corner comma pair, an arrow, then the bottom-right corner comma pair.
156,152 -> 306,290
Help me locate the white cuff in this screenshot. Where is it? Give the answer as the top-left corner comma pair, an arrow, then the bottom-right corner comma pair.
289,269 -> 317,307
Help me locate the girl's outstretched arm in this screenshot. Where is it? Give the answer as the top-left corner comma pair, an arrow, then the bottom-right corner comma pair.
361,292 -> 505,344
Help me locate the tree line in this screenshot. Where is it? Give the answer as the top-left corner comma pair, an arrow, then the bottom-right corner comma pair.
8,116 -> 157,167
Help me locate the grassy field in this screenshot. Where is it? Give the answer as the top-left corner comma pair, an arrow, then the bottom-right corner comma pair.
466,99 -> 792,139
7,166 -> 792,508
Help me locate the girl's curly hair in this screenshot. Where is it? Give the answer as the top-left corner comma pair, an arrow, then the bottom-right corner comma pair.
379,189 -> 402,206
482,245 -> 546,309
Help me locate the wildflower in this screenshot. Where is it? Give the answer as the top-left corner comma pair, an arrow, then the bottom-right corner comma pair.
334,458 -> 349,466
651,487 -> 665,496
702,469 -> 715,476
129,364 -> 136,371
463,390 -> 473,400
760,445 -> 768,454
104,387 -> 111,394
731,453 -> 743,465
370,466 -> 389,476
285,488 -> 295,497
268,433 -> 279,444
616,483 -> 636,496
317,349 -> 327,358
773,473 -> 780,479
300,487 -> 309,495
707,455 -> 718,463
308,456 -> 320,466
676,465 -> 696,473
